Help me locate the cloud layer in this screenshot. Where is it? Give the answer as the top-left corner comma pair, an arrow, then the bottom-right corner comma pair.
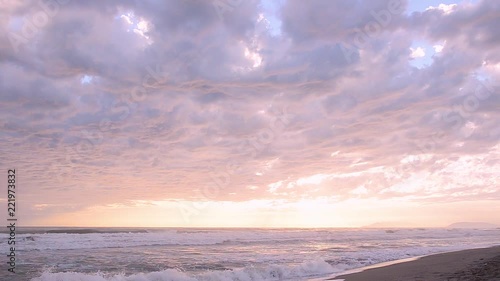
0,0 -> 499,226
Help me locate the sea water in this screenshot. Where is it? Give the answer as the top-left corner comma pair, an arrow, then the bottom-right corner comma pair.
1,227 -> 499,280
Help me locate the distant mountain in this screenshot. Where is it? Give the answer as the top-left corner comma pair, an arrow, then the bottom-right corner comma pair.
447,222 -> 498,229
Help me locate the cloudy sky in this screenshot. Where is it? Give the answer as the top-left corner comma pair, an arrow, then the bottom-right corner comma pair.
0,0 -> 499,228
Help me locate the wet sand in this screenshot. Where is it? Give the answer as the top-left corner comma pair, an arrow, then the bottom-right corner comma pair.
329,246 -> 500,281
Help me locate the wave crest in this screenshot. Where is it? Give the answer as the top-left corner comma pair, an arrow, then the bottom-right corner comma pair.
31,259 -> 335,281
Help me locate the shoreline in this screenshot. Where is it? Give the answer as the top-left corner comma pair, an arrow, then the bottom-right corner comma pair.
326,245 -> 500,281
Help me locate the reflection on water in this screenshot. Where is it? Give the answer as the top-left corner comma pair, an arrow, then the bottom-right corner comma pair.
1,227 -> 499,280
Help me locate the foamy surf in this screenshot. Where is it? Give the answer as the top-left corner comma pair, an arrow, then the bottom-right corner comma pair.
3,227 -> 499,280
32,259 -> 336,281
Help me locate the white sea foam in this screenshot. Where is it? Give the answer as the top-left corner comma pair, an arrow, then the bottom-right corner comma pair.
2,228 -> 498,281
4,228 -> 499,251
32,259 -> 336,281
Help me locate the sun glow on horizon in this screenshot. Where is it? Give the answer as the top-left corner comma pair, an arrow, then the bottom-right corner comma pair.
25,198 -> 500,229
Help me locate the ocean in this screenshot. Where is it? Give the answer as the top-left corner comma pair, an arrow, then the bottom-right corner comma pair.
1,227 -> 499,280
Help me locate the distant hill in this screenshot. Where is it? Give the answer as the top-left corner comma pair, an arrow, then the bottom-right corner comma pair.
447,222 -> 498,229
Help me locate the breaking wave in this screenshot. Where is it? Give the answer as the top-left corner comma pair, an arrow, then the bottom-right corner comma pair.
31,259 -> 336,281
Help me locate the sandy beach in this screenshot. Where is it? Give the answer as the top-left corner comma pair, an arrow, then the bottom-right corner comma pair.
329,246 -> 500,281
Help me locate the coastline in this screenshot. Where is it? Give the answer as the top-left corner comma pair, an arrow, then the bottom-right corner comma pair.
327,246 -> 500,281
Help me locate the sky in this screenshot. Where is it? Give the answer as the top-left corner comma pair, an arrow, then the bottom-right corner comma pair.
0,0 -> 499,228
